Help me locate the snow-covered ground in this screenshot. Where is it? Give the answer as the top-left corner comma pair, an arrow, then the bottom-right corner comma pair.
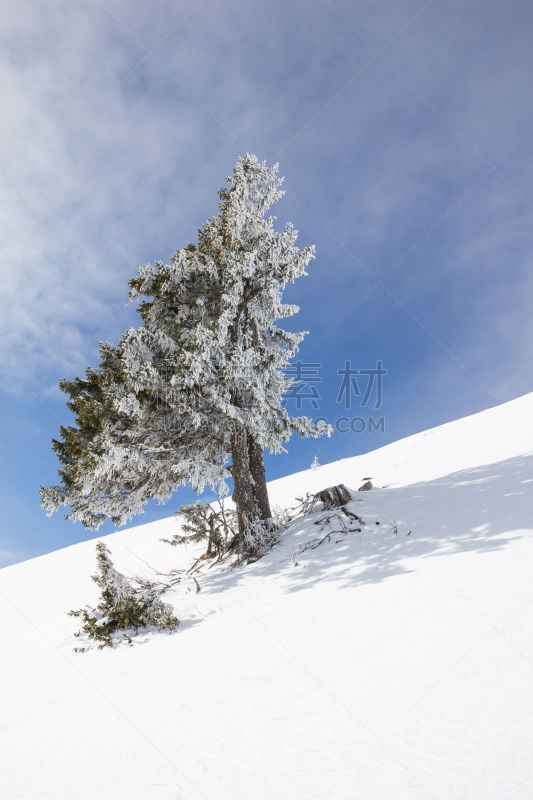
1,394 -> 533,799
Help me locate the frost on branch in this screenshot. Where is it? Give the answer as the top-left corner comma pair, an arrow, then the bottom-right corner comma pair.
237,518 -> 280,562
69,542 -> 178,650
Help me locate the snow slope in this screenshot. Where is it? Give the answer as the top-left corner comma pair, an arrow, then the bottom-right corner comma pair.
1,393 -> 533,799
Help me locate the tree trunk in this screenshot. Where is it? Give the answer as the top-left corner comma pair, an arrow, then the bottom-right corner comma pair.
231,425 -> 259,536
247,435 -> 272,523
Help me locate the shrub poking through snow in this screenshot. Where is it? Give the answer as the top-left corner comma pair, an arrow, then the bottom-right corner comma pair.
69,542 -> 178,650
163,500 -> 238,559
164,500 -> 279,564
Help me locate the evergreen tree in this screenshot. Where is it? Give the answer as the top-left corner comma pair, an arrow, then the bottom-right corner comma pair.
41,155 -> 330,546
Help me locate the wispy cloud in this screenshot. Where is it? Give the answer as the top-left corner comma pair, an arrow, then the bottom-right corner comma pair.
1,0 -> 532,410
0,2 -> 235,390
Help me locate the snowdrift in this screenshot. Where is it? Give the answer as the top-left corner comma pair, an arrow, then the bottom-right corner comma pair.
1,394 -> 532,799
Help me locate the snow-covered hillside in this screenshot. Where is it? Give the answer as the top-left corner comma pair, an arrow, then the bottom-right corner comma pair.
1,394 -> 533,799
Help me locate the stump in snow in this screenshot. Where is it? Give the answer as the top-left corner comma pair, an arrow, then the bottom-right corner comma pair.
315,484 -> 352,509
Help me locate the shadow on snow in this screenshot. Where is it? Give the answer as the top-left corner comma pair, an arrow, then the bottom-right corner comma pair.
198,452 -> 533,598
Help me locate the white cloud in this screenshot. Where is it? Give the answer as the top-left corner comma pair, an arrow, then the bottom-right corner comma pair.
1,0 -> 532,412
0,1 -> 239,391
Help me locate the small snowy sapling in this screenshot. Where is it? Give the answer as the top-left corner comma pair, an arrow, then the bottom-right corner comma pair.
163,500 -> 238,559
69,542 -> 178,650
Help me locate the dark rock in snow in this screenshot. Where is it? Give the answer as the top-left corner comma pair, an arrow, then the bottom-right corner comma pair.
315,484 -> 352,509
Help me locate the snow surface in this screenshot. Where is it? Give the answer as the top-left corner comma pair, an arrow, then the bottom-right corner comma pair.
1,393 -> 533,799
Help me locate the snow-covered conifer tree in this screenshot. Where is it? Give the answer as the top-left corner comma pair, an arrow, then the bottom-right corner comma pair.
41,155 -> 330,547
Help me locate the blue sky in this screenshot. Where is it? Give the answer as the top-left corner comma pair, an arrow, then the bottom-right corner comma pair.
1,0 -> 533,566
